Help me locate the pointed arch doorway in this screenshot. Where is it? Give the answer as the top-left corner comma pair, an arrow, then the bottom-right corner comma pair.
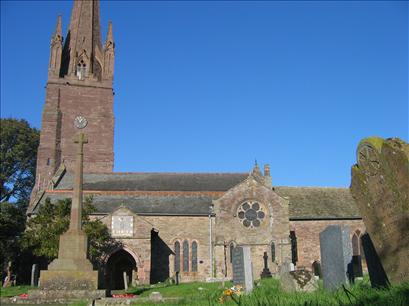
105,248 -> 137,290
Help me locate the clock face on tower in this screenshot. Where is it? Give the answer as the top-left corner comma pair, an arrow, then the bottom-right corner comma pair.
74,116 -> 88,129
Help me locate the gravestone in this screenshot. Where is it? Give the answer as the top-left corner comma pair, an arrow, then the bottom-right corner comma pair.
31,264 -> 39,287
361,233 -> 390,288
280,269 -> 318,292
279,259 -> 293,275
232,246 -> 253,293
260,252 -> 272,278
351,137 -> 409,284
319,225 -> 352,290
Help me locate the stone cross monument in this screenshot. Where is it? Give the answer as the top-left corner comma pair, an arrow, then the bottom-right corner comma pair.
39,132 -> 99,291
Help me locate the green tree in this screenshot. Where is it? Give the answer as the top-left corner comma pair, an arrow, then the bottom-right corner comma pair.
0,119 -> 39,277
0,118 -> 39,203
22,197 -> 121,267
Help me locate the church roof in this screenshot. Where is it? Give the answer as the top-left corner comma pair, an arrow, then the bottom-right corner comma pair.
55,172 -> 248,192
34,193 -> 213,216
32,172 -> 361,219
275,186 -> 361,220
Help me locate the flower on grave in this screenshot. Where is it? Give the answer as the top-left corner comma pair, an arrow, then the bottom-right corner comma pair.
219,285 -> 242,304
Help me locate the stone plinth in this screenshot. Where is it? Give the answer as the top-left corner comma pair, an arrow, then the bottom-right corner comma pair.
48,230 -> 93,271
39,230 -> 97,290
28,288 -> 104,299
351,137 -> 409,284
40,270 -> 98,290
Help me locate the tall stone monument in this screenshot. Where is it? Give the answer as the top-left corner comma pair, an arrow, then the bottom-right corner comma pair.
351,137 -> 409,284
39,133 -> 99,290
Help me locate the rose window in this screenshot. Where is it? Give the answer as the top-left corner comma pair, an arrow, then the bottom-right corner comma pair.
237,201 -> 265,228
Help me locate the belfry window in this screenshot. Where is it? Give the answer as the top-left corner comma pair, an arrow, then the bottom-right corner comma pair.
183,240 -> 189,272
191,241 -> 198,272
174,241 -> 180,272
76,60 -> 87,80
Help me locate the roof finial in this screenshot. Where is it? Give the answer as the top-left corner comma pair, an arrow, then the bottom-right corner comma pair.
255,159 -> 258,167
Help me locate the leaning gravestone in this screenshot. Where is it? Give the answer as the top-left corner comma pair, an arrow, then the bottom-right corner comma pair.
351,137 -> 409,284
232,246 -> 253,293
319,225 -> 352,290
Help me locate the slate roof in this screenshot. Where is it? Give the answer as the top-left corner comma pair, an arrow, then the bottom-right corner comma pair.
275,186 -> 361,219
55,172 -> 248,192
32,172 -> 361,219
34,193 -> 213,216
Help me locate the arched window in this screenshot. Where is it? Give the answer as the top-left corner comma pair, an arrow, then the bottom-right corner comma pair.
229,242 -> 235,263
174,241 -> 180,272
183,240 -> 189,272
289,231 -> 298,265
352,230 -> 363,277
271,242 -> 276,262
191,241 -> 198,272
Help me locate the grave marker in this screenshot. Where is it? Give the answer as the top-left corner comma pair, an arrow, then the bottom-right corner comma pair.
351,137 -> 409,284
319,225 -> 352,290
232,246 -> 253,293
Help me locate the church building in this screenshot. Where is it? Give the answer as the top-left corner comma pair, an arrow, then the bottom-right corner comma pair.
28,0 -> 366,289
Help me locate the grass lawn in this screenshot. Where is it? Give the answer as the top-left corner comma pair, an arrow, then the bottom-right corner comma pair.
0,285 -> 34,297
124,277 -> 409,305
1,278 -> 408,305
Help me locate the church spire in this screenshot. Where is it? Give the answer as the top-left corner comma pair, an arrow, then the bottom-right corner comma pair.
60,0 -> 104,81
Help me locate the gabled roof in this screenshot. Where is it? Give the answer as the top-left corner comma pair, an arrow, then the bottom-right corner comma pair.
55,172 -> 248,192
275,186 -> 361,219
35,192 -> 213,216
31,172 -> 361,219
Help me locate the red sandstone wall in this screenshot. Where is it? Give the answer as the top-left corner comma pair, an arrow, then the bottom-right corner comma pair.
290,219 -> 366,269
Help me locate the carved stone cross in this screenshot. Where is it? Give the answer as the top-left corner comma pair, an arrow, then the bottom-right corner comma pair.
69,133 -> 88,231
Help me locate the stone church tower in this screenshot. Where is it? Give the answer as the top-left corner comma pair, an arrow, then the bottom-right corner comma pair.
35,0 -> 115,191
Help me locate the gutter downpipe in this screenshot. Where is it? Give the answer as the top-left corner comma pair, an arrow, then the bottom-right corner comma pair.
209,204 -> 214,278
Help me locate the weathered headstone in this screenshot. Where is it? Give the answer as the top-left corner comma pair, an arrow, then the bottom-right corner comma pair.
260,252 -> 272,278
149,291 -> 163,302
319,225 -> 352,290
361,233 -> 390,288
280,269 -> 318,292
351,137 -> 409,284
279,259 -> 293,275
123,272 -> 128,290
31,264 -> 39,287
232,246 -> 253,293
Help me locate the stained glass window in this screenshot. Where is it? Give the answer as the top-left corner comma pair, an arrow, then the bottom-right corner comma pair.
183,240 -> 189,272
191,241 -> 198,272
174,241 -> 180,272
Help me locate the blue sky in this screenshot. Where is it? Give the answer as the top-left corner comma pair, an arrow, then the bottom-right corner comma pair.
1,1 -> 408,187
